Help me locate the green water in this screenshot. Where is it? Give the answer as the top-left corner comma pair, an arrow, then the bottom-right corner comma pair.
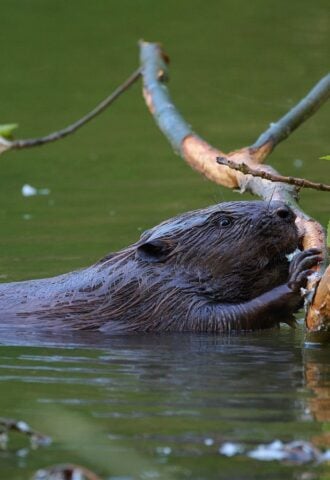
0,0 -> 329,478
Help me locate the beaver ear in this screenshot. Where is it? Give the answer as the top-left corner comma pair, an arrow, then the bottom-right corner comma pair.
136,239 -> 173,263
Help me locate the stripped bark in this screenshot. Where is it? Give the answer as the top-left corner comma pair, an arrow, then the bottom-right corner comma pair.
305,265 -> 330,342
139,41 -> 330,339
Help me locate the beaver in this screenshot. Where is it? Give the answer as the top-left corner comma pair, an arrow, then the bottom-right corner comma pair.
0,200 -> 321,333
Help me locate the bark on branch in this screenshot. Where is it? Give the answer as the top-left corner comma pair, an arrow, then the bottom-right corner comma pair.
252,74 -> 330,159
216,157 -> 330,192
139,41 -> 330,340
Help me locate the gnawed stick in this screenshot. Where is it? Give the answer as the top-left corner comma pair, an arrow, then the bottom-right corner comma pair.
305,265 -> 330,340
0,68 -> 141,155
139,41 -> 329,337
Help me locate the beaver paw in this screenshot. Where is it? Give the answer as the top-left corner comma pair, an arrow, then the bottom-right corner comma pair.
288,248 -> 322,293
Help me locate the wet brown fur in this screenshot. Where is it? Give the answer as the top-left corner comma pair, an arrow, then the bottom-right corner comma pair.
0,201 -> 313,333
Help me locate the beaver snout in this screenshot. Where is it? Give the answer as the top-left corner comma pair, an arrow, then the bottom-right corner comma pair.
254,204 -> 298,252
255,203 -> 296,228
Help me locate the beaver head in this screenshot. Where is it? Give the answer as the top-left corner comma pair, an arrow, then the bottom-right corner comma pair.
134,200 -> 299,303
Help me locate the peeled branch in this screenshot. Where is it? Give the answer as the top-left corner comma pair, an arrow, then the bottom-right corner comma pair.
139,41 -> 330,342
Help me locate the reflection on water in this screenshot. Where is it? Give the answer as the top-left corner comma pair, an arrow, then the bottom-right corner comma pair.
304,347 -> 330,455
0,330 -> 329,479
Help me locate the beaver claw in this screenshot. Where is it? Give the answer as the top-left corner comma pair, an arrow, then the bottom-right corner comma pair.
288,248 -> 322,293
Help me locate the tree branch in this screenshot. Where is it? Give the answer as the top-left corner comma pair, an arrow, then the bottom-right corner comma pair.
216,156 -> 330,192
139,41 -> 329,338
252,74 -> 330,156
139,42 -> 329,203
0,68 -> 141,155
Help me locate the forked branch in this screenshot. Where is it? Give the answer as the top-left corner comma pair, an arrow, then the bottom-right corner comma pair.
139,41 -> 330,337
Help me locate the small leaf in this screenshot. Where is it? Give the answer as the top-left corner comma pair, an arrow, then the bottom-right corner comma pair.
0,123 -> 18,139
320,155 -> 330,161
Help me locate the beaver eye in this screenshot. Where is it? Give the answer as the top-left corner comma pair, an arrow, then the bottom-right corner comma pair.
219,216 -> 232,227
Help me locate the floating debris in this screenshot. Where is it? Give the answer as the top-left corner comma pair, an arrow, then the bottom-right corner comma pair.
155,446 -> 172,456
218,439 -> 330,465
34,464 -> 103,480
22,184 -> 50,197
219,442 -> 244,457
204,438 -> 214,446
0,417 -> 52,449
22,184 -> 37,196
247,440 -> 323,464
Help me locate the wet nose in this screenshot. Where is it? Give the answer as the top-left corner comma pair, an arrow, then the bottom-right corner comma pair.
274,205 -> 295,222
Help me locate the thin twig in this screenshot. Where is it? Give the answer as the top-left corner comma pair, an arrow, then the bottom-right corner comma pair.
216,156 -> 330,192
1,68 -> 141,151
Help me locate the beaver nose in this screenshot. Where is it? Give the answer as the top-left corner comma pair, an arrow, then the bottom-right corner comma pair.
275,205 -> 295,221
